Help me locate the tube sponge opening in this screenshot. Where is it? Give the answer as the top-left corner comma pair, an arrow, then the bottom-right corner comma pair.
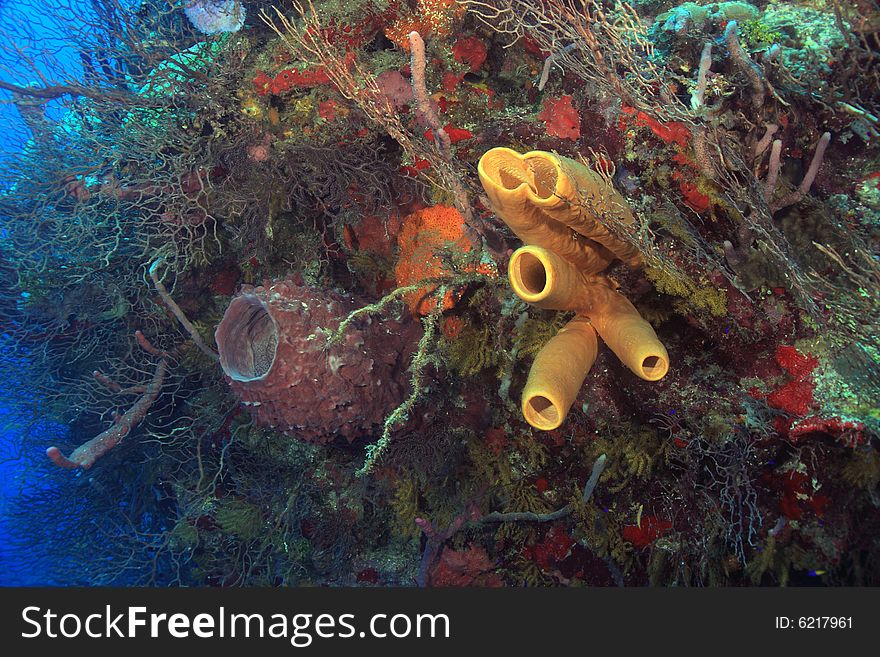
641,355 -> 669,381
215,295 -> 279,382
523,395 -> 560,430
523,154 -> 559,199
509,248 -> 549,299
478,147 -> 559,199
589,308 -> 670,382
508,245 -> 597,312
480,147 -> 536,192
521,316 -> 598,431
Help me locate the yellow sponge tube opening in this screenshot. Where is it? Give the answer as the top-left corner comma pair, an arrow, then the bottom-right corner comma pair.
588,297 -> 670,381
508,245 -> 587,312
522,316 -> 598,430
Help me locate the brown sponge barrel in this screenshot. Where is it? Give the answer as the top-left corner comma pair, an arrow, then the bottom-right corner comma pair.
214,279 -> 416,443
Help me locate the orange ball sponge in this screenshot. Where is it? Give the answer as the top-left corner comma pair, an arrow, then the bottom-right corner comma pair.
394,204 -> 471,315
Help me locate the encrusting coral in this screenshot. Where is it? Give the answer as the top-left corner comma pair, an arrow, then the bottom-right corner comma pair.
478,147 -> 669,430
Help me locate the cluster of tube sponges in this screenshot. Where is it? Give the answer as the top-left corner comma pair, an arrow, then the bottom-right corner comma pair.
478,148 -> 669,431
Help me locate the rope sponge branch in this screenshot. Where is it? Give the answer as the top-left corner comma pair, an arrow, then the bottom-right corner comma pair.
769,132 -> 832,213
414,453 -> 608,586
407,30 -> 477,234
47,331 -> 168,470
149,256 -> 219,361
408,31 -> 451,156
482,453 -> 608,522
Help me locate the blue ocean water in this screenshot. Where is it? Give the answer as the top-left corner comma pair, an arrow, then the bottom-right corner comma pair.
0,391 -> 72,585
1,1 -> 101,586
0,2 -> 82,178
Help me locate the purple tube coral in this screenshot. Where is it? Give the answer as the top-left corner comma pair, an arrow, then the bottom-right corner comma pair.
215,279 -> 419,444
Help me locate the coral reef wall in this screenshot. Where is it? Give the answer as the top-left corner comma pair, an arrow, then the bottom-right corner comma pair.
0,0 -> 877,587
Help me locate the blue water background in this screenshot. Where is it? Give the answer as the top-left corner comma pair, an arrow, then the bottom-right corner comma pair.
1,0 -> 99,585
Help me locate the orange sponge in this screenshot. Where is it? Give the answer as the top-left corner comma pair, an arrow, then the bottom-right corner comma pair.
394,204 -> 472,315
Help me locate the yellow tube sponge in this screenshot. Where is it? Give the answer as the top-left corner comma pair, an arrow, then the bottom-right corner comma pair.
478,147 -> 642,272
586,289 -> 669,381
509,244 -> 608,313
509,245 -> 668,381
522,316 -> 598,431
479,147 -> 670,430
